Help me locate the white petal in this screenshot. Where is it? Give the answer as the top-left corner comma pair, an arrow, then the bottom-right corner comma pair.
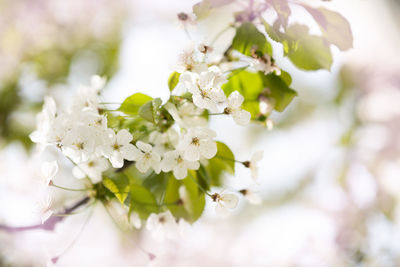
221,193 -> 239,209
192,94 -> 208,110
250,165 -> 259,180
185,160 -> 200,170
136,158 -> 151,173
232,110 -> 251,126
110,152 -> 124,168
146,213 -> 158,231
210,88 -> 226,102
91,75 -> 106,91
151,154 -> 161,174
173,165 -> 188,180
116,129 -> 133,145
136,141 -> 152,153
199,140 -> 217,159
41,161 -> 58,185
228,91 -> 244,108
130,212 -> 142,229
120,144 -> 141,161
72,166 -> 86,179
251,150 -> 264,163
41,209 -> 53,224
183,145 -> 201,161
247,192 -> 262,205
161,151 -> 178,172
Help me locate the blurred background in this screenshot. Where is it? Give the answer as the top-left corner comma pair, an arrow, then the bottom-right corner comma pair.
1,0 -> 400,266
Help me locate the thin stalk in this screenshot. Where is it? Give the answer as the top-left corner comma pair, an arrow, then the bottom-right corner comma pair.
188,173 -> 211,197
215,155 -> 244,164
50,182 -> 90,192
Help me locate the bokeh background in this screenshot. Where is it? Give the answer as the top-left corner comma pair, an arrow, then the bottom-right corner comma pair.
1,0 -> 400,266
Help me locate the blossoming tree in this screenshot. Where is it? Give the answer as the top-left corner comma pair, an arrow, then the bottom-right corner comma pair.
2,0 -> 353,260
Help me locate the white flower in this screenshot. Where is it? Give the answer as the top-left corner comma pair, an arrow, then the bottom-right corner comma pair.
179,67 -> 226,112
175,41 -> 208,73
244,150 -> 263,180
211,192 -> 239,217
36,194 -> 54,224
178,102 -> 207,127
146,210 -> 178,241
61,126 -> 97,163
30,96 -> 57,145
41,161 -> 58,186
164,102 -> 207,128
130,212 -> 142,229
100,129 -> 138,168
240,189 -> 262,205
133,141 -> 161,174
177,127 -> 217,161
79,110 -> 108,129
148,128 -> 179,154
72,75 -> 106,111
224,91 -> 251,126
161,150 -> 200,179
72,157 -> 109,183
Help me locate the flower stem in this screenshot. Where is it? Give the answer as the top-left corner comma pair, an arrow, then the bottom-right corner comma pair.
215,155 -> 243,164
207,112 -> 225,116
188,173 -> 211,197
50,182 -> 90,192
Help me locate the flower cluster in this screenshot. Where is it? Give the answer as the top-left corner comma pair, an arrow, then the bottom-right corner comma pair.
29,11 -> 279,239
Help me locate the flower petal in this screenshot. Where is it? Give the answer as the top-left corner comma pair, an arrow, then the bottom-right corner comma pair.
199,140 -> 217,159
136,141 -> 152,153
116,129 -> 133,145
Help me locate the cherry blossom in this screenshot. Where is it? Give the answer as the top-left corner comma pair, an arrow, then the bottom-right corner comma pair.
133,141 -> 161,174
130,212 -> 142,229
146,210 -> 178,241
41,161 -> 59,186
179,66 -> 227,112
161,150 -> 200,179
72,75 -> 106,111
36,194 -> 54,224
224,91 -> 251,126
211,192 -> 239,216
72,157 -> 110,183
100,129 -> 138,168
244,150 -> 264,180
177,127 -> 217,161
240,189 -> 262,205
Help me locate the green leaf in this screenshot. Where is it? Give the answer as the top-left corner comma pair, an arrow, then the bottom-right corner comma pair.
222,70 -> 297,114
204,141 -> 235,187
222,70 -> 263,100
193,0 -> 234,19
284,24 -> 333,71
262,19 -> 284,43
280,70 -> 292,86
164,175 -> 205,222
168,72 -> 181,92
138,98 -> 162,123
301,5 -> 353,51
260,72 -> 297,112
103,176 -> 129,204
119,93 -> 153,115
263,21 -> 334,71
232,22 -> 273,57
129,184 -> 158,219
